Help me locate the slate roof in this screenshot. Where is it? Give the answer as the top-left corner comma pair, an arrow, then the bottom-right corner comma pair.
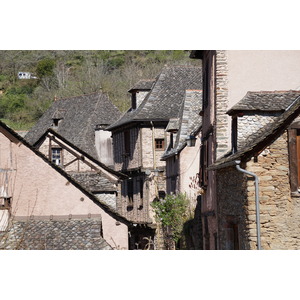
107,65 -> 202,130
227,91 -> 300,115
128,79 -> 155,92
210,93 -> 300,169
162,90 -> 202,160
0,218 -> 112,250
69,172 -> 116,192
25,92 -> 121,159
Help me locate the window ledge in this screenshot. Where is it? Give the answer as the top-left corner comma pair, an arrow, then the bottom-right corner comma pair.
291,191 -> 300,198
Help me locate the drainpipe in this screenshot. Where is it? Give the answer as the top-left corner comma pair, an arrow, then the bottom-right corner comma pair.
235,160 -> 261,250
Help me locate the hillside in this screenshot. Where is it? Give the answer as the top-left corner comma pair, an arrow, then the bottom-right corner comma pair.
0,50 -> 197,130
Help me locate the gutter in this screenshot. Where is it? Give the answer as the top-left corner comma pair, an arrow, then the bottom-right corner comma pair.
235,160 -> 261,250
208,158 -> 261,250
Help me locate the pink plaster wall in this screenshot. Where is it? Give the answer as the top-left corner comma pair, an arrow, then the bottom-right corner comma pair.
227,50 -> 300,108
0,130 -> 128,249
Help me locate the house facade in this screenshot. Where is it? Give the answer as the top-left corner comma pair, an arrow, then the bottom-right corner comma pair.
0,121 -> 130,249
210,91 -> 300,249
190,50 -> 300,249
108,65 -> 202,249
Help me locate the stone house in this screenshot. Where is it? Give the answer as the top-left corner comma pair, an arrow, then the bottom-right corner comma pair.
162,89 -> 202,199
0,121 -> 130,249
107,65 -> 202,249
190,50 -> 300,249
161,89 -> 203,249
25,92 -> 120,167
209,91 -> 300,249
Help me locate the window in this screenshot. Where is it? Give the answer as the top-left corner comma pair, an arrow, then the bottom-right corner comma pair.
139,178 -> 144,209
124,130 -> 130,155
224,222 -> 239,250
127,180 -> 134,210
232,117 -> 238,153
132,93 -> 137,110
288,127 -> 300,192
200,140 -> 209,187
155,138 -> 165,150
51,148 -> 62,165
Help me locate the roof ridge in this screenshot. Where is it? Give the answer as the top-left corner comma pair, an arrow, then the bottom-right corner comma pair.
54,91 -> 104,102
247,90 -> 300,94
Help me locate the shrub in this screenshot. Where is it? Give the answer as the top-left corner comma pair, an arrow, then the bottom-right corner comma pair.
151,193 -> 189,246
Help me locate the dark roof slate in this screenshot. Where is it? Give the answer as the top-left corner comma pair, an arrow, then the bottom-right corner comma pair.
227,91 -> 300,115
128,79 -> 155,92
69,172 -> 116,192
0,219 -> 112,250
108,65 -> 202,130
210,93 -> 300,169
25,92 -> 121,159
162,90 -> 202,159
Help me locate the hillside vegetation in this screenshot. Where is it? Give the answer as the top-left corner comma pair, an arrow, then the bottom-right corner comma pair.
0,50 -> 197,130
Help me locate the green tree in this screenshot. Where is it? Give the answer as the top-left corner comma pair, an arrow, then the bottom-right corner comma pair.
151,193 -> 189,249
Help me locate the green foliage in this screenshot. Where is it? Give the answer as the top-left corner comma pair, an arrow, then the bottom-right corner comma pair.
0,50 -> 197,130
36,58 -> 55,77
151,193 -> 189,244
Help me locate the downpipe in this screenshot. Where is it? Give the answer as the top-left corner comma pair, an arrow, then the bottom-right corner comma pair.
235,161 -> 261,250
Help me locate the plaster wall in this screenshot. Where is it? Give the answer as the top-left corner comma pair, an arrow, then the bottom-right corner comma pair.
227,50 -> 300,108
0,131 -> 128,249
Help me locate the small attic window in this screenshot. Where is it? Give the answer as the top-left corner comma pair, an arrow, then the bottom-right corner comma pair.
132,93 -> 137,110
52,118 -> 61,127
51,148 -> 62,165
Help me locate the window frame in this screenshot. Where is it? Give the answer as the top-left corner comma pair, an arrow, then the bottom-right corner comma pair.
51,147 -> 62,166
155,138 -> 165,150
288,126 -> 300,193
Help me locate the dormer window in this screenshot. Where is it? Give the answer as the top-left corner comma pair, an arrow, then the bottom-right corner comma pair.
232,117 -> 238,153
52,118 -> 61,127
132,93 -> 137,110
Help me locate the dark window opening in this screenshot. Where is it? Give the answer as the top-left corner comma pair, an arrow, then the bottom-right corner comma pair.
200,140 -> 209,187
288,128 -> 300,192
225,222 -> 239,250
124,130 -> 131,155
127,180 -> 134,211
232,117 -> 238,153
132,93 -> 137,110
155,138 -> 165,150
139,179 -> 144,209
0,197 -> 11,210
53,119 -> 60,127
158,190 -> 166,200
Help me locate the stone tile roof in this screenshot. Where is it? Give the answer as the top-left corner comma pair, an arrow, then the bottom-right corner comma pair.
107,65 -> 202,130
227,91 -> 300,115
69,172 -> 116,192
25,92 -> 121,160
128,79 -> 155,92
165,118 -> 180,132
162,90 -> 202,160
210,93 -> 300,169
0,218 -> 112,250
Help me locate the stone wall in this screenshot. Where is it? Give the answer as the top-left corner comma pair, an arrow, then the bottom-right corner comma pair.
217,166 -> 249,250
217,131 -> 300,250
216,50 -> 230,159
245,132 -> 300,250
